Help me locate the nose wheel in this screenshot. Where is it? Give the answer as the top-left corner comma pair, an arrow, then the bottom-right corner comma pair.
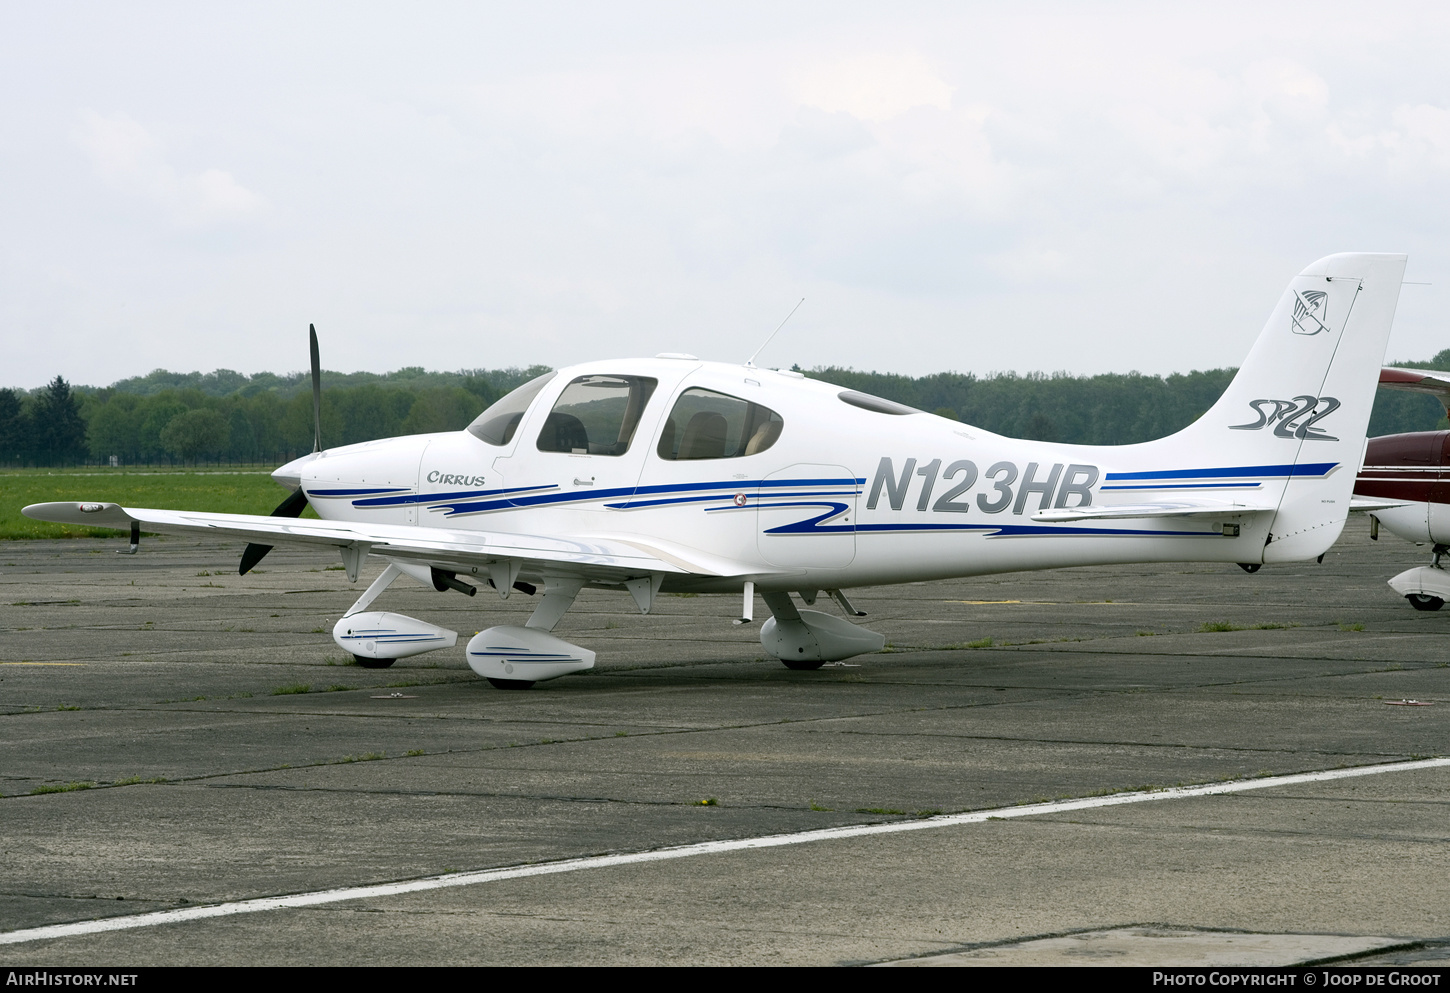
1406,594 -> 1444,612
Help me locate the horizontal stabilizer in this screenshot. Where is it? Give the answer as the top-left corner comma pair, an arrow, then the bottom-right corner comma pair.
1349,495 -> 1415,512
1378,367 -> 1450,410
1033,500 -> 1274,523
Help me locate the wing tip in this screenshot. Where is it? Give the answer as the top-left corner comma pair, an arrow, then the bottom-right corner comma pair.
21,501 -> 134,527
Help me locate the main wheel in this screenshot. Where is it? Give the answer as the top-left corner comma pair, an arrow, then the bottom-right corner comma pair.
487,678 -> 536,690
354,655 -> 395,669
1407,594 -> 1444,612
781,658 -> 826,671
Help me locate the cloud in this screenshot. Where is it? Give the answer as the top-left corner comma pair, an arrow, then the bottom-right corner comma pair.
74,111 -> 266,225
1326,101 -> 1450,182
1392,103 -> 1450,168
793,51 -> 954,122
9,4 -> 1450,389
1244,59 -> 1330,125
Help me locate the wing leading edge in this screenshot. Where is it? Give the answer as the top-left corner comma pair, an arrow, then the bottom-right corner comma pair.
21,502 -> 752,582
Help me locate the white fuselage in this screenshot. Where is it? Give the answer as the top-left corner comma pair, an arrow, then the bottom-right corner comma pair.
287,357 -> 1300,594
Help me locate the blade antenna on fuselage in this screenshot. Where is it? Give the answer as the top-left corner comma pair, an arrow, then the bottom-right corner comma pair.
745,298 -> 804,369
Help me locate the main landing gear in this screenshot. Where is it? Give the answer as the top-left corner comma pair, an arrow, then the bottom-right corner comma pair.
1387,544 -> 1450,612
755,588 -> 885,669
330,558 -> 890,688
331,561 -> 600,689
486,678 -> 536,690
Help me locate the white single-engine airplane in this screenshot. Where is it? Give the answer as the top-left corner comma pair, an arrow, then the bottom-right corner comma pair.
26,253 -> 1407,688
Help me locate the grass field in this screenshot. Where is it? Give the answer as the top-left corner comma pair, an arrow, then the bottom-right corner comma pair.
0,468 -> 317,540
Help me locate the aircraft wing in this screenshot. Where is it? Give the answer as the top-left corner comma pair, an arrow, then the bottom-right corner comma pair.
1349,495 -> 1416,512
21,502 -> 749,580
1379,367 -> 1450,410
1032,500 -> 1275,523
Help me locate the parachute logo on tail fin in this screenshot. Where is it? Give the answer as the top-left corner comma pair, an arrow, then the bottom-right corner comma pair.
1292,290 -> 1330,335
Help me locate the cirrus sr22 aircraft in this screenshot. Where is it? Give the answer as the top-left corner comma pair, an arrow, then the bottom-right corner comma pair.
26,253 -> 1408,688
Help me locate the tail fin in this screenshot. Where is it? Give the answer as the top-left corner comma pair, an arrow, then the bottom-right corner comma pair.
1139,253 -> 1407,562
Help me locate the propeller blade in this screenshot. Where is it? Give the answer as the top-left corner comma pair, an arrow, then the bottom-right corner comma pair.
243,324 -> 322,576
272,486 -> 311,518
238,541 -> 272,577
309,323 -> 322,453
238,488 -> 311,575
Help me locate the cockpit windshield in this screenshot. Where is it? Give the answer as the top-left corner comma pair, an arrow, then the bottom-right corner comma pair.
467,371 -> 558,446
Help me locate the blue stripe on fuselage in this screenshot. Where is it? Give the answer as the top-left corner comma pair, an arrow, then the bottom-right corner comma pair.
434,477 -> 864,517
308,487 -> 411,497
352,484 -> 556,507
1101,482 -> 1265,490
1104,463 -> 1336,481
609,489 -> 859,510
750,501 -> 1216,539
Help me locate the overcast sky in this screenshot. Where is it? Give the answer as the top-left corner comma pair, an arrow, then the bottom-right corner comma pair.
5,1 -> 1450,389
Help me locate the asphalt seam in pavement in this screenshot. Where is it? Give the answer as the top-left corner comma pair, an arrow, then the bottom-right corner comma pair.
831,730 -> 1421,756
2,756 -> 1446,948
4,714 -> 926,797
2,702 -> 1427,798
862,923 -> 1435,968
198,782 -> 876,810
1035,820 -> 1450,845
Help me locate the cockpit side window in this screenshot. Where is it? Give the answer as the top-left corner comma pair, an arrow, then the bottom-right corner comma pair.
656,388 -> 784,461
536,375 -> 658,456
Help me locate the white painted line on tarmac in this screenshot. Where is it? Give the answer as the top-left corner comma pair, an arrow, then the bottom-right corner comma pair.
4,756 -> 1447,946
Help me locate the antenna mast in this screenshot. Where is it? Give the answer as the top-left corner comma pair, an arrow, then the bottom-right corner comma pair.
745,298 -> 805,369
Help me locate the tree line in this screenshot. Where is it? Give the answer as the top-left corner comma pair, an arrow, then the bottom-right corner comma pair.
0,367 -> 548,466
803,354 -> 1450,445
2,354 -> 1447,467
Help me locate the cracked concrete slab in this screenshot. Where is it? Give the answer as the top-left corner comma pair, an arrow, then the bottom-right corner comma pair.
1,516 -> 1447,965
873,928 -> 1413,966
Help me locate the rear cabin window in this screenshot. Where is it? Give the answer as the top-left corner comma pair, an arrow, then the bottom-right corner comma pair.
656,388 -> 784,460
536,374 -> 658,456
838,390 -> 918,415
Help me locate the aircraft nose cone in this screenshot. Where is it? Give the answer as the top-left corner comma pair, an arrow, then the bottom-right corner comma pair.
272,451 -> 323,489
